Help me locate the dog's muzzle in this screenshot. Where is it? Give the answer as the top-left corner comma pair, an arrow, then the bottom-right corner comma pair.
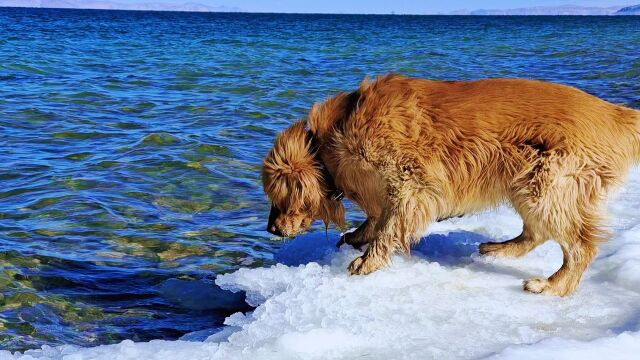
266,204 -> 284,236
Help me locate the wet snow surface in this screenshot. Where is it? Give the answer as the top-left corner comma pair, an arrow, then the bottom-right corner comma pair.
3,168 -> 640,359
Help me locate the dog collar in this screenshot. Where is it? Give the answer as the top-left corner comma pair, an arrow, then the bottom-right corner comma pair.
311,138 -> 344,202
319,164 -> 344,202
329,189 -> 344,201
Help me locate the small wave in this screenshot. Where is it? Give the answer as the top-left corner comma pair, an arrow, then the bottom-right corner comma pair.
120,102 -> 157,114
10,63 -> 48,75
196,143 -> 232,156
140,132 -> 181,146
70,91 -> 109,99
64,152 -> 93,161
52,131 -> 117,140
23,195 -> 74,211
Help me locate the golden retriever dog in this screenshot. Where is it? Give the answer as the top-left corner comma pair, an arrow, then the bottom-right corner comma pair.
262,75 -> 640,296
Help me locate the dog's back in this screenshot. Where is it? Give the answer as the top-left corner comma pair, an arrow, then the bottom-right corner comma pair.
351,75 -> 639,165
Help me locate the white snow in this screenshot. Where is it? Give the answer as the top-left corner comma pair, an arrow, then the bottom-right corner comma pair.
2,168 -> 640,360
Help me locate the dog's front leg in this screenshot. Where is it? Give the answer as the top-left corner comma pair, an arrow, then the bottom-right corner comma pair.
347,234 -> 392,275
337,218 -> 377,249
348,202 -> 427,275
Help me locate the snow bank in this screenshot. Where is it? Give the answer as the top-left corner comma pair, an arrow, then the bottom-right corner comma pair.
2,168 -> 640,360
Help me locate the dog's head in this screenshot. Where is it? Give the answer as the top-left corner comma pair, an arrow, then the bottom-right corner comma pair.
262,121 -> 345,237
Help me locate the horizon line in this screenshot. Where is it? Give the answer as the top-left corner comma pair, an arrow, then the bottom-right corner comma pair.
0,5 -> 634,16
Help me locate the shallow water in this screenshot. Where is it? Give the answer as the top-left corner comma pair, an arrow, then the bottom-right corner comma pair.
0,8 -> 639,351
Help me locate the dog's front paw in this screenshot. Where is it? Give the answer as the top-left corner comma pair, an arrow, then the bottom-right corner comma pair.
348,256 -> 364,275
348,255 -> 382,275
339,231 -> 367,250
479,241 -> 515,257
479,242 -> 502,256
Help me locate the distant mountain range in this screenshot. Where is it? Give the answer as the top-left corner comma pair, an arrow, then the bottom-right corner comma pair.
448,4 -> 639,15
616,4 -> 640,14
0,0 -> 241,12
0,1 -> 638,15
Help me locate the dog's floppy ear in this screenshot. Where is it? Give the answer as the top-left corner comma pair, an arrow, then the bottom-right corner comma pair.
320,198 -> 346,230
262,121 -> 324,210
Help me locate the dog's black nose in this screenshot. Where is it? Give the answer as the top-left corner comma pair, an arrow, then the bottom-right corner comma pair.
267,203 -> 283,236
267,225 -> 284,237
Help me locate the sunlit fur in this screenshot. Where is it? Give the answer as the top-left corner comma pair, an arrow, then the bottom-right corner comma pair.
263,75 -> 640,296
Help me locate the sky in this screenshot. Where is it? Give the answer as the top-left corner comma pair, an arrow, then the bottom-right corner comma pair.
117,0 -> 638,13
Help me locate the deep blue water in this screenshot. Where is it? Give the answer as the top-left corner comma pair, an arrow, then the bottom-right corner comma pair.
0,8 -> 639,351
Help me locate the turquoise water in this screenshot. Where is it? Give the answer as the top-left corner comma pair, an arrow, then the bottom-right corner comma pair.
0,8 -> 639,351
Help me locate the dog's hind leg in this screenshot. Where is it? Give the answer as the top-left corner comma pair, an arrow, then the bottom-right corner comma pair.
523,223 -> 600,296
514,150 -> 606,296
479,224 -> 546,257
525,181 -> 606,296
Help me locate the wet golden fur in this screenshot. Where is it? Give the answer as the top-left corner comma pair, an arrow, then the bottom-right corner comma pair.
263,75 -> 640,296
